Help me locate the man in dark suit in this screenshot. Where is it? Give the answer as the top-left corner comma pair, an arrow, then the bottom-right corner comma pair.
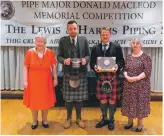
90,27 -> 125,131
57,20 -> 90,129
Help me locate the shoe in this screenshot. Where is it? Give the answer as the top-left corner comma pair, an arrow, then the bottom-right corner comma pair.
95,116 -> 109,128
42,121 -> 49,128
76,119 -> 86,128
31,121 -> 38,129
108,120 -> 115,131
124,123 -> 133,129
136,126 -> 143,132
63,119 -> 71,129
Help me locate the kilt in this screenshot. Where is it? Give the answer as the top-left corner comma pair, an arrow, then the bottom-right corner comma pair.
96,72 -> 120,101
62,73 -> 88,101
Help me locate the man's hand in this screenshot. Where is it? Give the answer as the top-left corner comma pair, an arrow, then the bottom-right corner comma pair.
94,65 -> 99,72
81,58 -> 86,65
113,64 -> 118,72
64,58 -> 71,65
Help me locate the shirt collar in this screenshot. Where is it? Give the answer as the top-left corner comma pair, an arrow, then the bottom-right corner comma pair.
102,42 -> 109,46
70,36 -> 77,44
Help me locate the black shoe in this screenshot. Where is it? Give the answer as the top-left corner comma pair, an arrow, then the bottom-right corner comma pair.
124,123 -> 133,129
42,121 -> 49,128
136,126 -> 143,132
95,118 -> 109,128
108,120 -> 115,131
31,121 -> 38,129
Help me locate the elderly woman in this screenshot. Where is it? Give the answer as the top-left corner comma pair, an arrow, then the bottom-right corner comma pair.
23,33 -> 58,129
121,38 -> 152,132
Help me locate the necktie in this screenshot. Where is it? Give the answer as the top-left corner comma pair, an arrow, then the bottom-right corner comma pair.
71,39 -> 76,57
72,39 -> 75,47
103,44 -> 107,52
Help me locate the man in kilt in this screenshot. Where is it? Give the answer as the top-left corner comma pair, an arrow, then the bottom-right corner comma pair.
57,20 -> 90,129
90,27 -> 125,130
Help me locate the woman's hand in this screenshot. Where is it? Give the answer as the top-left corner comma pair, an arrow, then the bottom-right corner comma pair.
125,76 -> 139,82
53,78 -> 58,87
24,81 -> 28,88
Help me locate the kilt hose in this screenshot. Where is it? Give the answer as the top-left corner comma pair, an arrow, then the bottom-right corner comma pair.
62,73 -> 88,101
96,72 -> 121,101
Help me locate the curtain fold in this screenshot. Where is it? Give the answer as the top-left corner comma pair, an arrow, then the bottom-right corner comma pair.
0,46 -> 162,92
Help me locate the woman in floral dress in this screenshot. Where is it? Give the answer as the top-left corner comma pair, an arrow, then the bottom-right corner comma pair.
121,38 -> 152,132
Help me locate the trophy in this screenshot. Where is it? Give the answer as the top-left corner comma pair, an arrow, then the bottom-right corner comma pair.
71,58 -> 81,68
96,57 -> 116,72
69,58 -> 81,88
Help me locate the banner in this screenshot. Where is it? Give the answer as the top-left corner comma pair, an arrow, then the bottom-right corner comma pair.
1,1 -> 163,47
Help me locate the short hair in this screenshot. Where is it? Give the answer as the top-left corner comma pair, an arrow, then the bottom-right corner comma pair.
100,27 -> 110,35
130,37 -> 142,46
67,20 -> 78,26
34,32 -> 46,43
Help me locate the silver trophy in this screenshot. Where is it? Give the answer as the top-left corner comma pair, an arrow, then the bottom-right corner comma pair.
97,57 -> 116,72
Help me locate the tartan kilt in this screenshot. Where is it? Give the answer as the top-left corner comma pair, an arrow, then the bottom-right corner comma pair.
62,73 -> 88,101
116,75 -> 124,102
96,72 -> 120,101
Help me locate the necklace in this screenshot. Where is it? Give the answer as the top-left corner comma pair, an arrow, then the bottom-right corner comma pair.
35,48 -> 46,65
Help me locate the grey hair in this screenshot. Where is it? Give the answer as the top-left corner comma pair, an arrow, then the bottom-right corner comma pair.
129,37 -> 143,47
34,32 -> 46,43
